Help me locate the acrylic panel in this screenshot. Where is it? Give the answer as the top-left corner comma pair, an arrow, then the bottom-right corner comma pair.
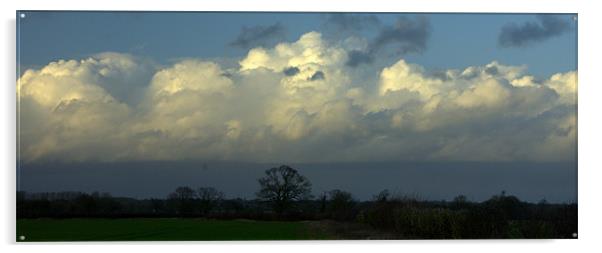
16,11 -> 577,241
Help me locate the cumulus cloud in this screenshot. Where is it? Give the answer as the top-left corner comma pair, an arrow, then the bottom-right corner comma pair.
229,23 -> 287,49
17,54 -> 137,161
17,32 -> 577,163
498,15 -> 573,48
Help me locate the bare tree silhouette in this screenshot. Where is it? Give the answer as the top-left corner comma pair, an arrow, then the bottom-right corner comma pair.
327,189 -> 356,220
168,186 -> 196,216
256,165 -> 312,214
197,187 -> 224,216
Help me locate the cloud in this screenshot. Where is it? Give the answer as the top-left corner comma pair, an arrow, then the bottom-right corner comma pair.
378,59 -> 441,98
239,32 -> 346,72
346,50 -> 374,67
18,32 -> 576,163
17,53 -> 137,161
346,16 -> 431,67
371,16 -> 431,54
229,23 -> 287,49
498,15 -> 573,48
323,13 -> 380,32
545,71 -> 577,104
148,60 -> 233,97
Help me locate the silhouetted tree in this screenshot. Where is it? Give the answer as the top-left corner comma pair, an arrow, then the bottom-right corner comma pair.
150,198 -> 165,214
372,189 -> 390,202
319,192 -> 328,213
453,195 -> 467,203
169,187 -> 195,200
75,194 -> 97,215
197,187 -> 224,216
327,189 -> 356,220
256,165 -> 312,214
168,186 -> 196,216
451,194 -> 469,209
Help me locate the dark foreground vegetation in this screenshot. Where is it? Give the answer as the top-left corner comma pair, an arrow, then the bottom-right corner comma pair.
17,165 -> 577,240
17,219 -> 324,241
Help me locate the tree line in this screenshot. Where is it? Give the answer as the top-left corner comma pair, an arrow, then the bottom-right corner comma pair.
17,165 -> 577,238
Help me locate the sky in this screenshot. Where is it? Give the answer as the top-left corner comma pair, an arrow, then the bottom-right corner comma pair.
16,12 -> 577,201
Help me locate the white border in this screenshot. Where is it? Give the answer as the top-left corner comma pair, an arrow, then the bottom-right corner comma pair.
2,1 -> 601,253
2,0 -> 583,13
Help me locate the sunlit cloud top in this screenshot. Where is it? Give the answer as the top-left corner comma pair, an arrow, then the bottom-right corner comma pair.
17,13 -> 577,163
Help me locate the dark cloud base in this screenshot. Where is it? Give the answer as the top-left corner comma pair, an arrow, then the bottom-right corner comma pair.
346,16 -> 431,67
323,13 -> 381,32
229,22 -> 287,49
498,14 -> 573,48
19,160 -> 576,203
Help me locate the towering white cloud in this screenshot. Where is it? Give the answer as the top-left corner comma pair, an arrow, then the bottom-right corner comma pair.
545,71 -> 577,105
239,31 -> 354,141
17,54 -> 137,161
379,59 -> 442,99
17,32 -> 577,163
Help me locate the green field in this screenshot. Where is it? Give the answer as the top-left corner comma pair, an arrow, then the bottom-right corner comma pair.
17,218 -> 328,241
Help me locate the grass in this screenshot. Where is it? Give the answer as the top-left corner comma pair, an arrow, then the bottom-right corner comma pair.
17,218 -> 329,241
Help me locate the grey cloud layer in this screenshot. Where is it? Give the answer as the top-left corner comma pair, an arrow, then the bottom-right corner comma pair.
323,13 -> 381,32
17,32 -> 576,163
498,15 -> 573,48
346,16 -> 431,67
229,23 -> 287,49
